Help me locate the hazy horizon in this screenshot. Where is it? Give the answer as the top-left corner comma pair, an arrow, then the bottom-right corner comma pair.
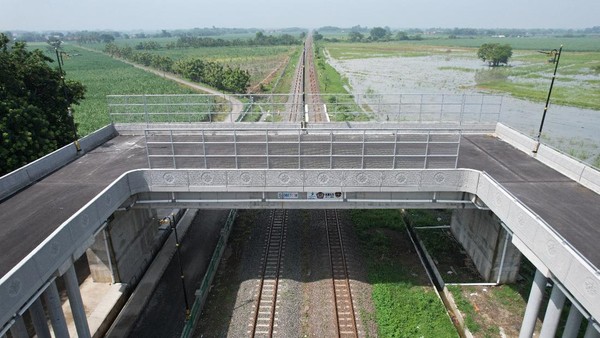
2,0 -> 599,32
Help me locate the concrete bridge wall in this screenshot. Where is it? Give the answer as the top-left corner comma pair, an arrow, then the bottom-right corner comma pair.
451,209 -> 521,283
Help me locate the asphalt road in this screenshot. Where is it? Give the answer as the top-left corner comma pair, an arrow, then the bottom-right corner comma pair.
127,209 -> 229,337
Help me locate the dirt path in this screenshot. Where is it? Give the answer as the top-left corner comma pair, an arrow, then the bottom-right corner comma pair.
74,45 -> 244,122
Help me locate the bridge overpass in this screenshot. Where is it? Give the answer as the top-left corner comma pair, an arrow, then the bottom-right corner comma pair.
1,100 -> 600,337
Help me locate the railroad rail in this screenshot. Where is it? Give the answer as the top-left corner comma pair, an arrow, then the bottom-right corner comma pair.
288,47 -> 305,122
325,210 -> 359,337
250,210 -> 288,337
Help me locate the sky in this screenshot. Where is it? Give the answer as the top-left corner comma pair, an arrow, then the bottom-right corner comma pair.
2,0 -> 599,31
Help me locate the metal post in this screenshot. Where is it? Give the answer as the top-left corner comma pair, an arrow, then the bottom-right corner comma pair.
161,216 -> 191,320
169,130 -> 176,168
9,316 -> 28,338
496,229 -> 510,284
202,130 -> 208,169
424,132 -> 430,169
460,94 -> 466,125
144,131 -> 152,169
265,129 -> 270,169
43,281 -> 69,338
539,285 -> 567,338
562,305 -> 583,338
144,95 -> 149,125
30,297 -> 51,338
419,94 -> 423,123
533,46 -> 563,153
330,131 -> 334,169
585,322 -> 600,338
233,129 -> 239,169
64,264 -> 91,338
519,269 -> 547,338
392,129 -> 398,169
361,130 -> 366,169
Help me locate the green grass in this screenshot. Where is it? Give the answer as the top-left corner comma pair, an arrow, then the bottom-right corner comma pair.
38,44 -> 198,135
447,285 -> 483,334
350,209 -> 458,337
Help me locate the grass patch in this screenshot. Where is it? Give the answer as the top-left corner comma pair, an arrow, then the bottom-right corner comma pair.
447,285 -> 483,334
313,43 -> 370,121
351,210 -> 458,337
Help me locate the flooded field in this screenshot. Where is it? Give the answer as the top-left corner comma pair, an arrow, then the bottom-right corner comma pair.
326,51 -> 600,166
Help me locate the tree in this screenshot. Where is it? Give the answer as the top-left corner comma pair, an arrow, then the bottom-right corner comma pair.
348,31 -> 364,42
369,27 -> 388,41
477,43 -> 513,67
0,33 -> 85,175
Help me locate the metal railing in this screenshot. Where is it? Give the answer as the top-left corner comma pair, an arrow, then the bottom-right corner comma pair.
144,128 -> 462,170
311,93 -> 503,123
109,93 -> 503,124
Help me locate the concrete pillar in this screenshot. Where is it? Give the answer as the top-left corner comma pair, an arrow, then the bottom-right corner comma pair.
85,228 -> 118,283
562,305 -> 584,338
450,209 -> 522,283
30,297 -> 51,338
519,269 -> 547,338
43,280 -> 70,338
585,322 -> 600,338
64,264 -> 91,338
540,285 -> 567,338
86,208 -> 160,286
9,316 -> 28,338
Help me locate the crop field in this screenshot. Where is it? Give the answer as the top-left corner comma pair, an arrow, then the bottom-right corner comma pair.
151,45 -> 298,86
85,38 -> 300,88
32,43 -> 198,135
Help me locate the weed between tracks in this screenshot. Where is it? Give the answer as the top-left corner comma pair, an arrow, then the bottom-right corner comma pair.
350,209 -> 458,337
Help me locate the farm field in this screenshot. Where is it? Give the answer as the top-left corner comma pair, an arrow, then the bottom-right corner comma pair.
33,43 -> 198,135
84,38 -> 301,89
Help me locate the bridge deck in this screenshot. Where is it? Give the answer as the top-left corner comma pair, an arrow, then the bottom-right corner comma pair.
1,132 -> 599,279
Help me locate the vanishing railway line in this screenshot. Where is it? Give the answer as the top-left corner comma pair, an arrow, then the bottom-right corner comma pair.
325,210 -> 359,338
287,32 -> 327,123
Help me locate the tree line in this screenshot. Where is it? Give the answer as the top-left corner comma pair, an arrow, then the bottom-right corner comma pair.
104,43 -> 250,93
169,32 -> 301,49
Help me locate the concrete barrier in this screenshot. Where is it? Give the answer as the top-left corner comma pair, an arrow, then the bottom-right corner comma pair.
495,123 -> 600,195
0,125 -> 118,200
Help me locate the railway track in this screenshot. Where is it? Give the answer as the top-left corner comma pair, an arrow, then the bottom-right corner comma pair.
287,32 -> 326,123
250,210 -> 288,338
325,210 -> 359,337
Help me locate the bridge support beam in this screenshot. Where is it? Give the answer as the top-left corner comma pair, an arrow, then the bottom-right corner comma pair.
520,269 -> 547,338
585,322 -> 600,338
450,209 -> 521,283
30,298 -> 51,338
540,285 -> 567,338
9,316 -> 27,338
43,281 -> 69,338
562,305 -> 584,338
64,264 -> 91,338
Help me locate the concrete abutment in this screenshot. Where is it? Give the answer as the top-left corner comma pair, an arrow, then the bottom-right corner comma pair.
450,208 -> 522,283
